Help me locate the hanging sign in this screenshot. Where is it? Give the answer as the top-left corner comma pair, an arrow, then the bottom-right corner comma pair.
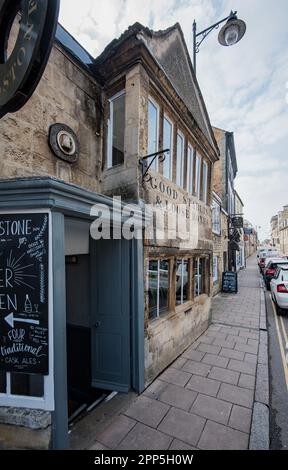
0,213 -> 49,375
0,0 -> 60,119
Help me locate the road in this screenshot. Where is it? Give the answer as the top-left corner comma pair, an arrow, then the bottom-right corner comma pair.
265,286 -> 288,449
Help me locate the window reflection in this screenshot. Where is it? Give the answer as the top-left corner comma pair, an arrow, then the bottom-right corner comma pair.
176,259 -> 189,305
148,260 -> 169,319
11,373 -> 44,397
0,371 -> 6,393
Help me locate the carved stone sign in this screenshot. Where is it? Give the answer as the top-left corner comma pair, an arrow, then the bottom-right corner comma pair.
0,213 -> 49,375
0,0 -> 60,119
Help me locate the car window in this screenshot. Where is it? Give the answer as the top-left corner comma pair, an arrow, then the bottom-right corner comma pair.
280,271 -> 288,281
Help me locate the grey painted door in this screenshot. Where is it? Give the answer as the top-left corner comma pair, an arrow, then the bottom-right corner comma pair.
90,238 -> 131,392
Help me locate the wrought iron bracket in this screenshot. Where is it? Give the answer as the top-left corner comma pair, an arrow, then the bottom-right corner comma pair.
139,149 -> 170,183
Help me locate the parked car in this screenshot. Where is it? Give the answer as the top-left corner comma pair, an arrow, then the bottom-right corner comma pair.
270,266 -> 288,314
259,251 -> 281,274
263,258 -> 288,289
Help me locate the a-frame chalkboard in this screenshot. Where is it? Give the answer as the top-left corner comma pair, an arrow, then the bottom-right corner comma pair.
222,271 -> 238,294
0,213 -> 49,375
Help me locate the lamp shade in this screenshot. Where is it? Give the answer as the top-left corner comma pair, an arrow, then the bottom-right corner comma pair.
218,17 -> 246,47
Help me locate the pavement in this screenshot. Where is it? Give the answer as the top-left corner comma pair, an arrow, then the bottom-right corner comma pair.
72,255 -> 269,450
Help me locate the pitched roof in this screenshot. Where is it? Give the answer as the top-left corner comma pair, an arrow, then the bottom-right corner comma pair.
95,22 -> 218,153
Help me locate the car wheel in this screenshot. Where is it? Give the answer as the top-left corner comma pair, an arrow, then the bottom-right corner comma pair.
275,302 -> 282,316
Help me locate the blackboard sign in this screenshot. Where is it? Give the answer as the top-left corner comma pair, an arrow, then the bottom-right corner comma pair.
222,271 -> 238,293
0,213 -> 49,375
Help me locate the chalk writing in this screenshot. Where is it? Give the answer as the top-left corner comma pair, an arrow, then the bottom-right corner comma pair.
0,213 -> 49,375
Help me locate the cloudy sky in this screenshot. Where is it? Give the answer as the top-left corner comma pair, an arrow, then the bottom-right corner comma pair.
59,0 -> 288,241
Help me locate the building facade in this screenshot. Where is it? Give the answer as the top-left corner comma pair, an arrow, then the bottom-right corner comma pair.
211,192 -> 228,295
243,220 -> 257,257
234,191 -> 245,270
276,206 -> 288,255
270,215 -> 280,251
212,127 -> 244,273
0,21 -> 219,449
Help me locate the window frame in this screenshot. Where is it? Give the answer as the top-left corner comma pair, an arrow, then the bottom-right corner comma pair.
195,153 -> 202,199
187,144 -> 194,194
176,130 -> 185,188
176,258 -> 190,305
162,113 -> 174,180
213,256 -> 218,285
201,160 -> 208,204
147,96 -> 160,172
212,200 -> 221,235
148,259 -> 169,320
107,90 -> 126,169
0,209 -> 54,411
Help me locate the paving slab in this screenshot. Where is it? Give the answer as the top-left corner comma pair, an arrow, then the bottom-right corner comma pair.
158,383 -> 197,411
159,367 -> 191,387
208,366 -> 240,385
117,423 -> 172,450
123,396 -> 170,428
229,405 -> 252,433
97,415 -> 136,448
218,383 -> 254,409
186,375 -> 221,397
190,394 -> 232,425
158,407 -> 205,447
198,420 -> 249,450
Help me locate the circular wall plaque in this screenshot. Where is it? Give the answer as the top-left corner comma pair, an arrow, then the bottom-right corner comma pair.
49,123 -> 80,164
0,0 -> 60,119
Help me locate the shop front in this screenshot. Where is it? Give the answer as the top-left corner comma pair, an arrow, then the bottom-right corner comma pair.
0,177 -> 144,449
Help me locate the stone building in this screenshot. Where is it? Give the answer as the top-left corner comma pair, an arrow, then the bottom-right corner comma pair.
234,190 -> 245,270
243,220 -> 257,257
0,20 -> 219,450
270,214 -> 280,251
211,192 -> 228,295
277,206 -> 288,255
212,126 -> 243,273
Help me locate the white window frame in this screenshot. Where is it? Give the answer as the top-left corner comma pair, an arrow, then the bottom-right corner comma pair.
176,259 -> 189,305
147,96 -> 160,171
212,201 -> 221,235
202,161 -> 208,204
0,209 -> 54,411
213,256 -> 218,284
176,131 -> 185,188
148,259 -> 169,319
194,258 -> 200,297
163,114 -> 173,180
187,144 -> 194,194
195,153 -> 202,199
107,90 -> 125,169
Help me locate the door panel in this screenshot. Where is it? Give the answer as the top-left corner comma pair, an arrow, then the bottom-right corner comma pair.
90,238 -> 131,392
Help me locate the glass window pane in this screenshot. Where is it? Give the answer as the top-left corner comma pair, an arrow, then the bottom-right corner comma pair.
159,260 -> 169,313
195,154 -> 201,198
0,371 -> 6,393
176,260 -> 182,305
182,260 -> 189,302
163,117 -> 172,179
201,161 -> 208,203
11,373 -> 44,397
148,100 -> 158,170
187,146 -> 194,193
112,93 -> 125,166
199,259 -> 205,294
194,258 -> 199,297
176,133 -> 184,187
148,260 -> 158,320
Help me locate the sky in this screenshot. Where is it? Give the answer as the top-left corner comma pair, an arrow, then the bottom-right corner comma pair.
59,0 -> 288,241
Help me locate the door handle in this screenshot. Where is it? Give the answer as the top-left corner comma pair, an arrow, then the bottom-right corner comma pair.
93,321 -> 101,328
